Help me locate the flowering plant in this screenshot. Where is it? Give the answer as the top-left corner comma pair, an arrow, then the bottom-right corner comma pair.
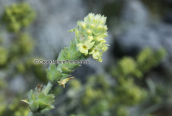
22,13 -> 109,116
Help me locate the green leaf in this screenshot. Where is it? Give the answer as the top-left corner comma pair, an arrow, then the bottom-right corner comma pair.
37,93 -> 55,104
30,101 -> 39,112
61,66 -> 73,74
37,101 -> 50,109
46,64 -> 62,83
28,90 -> 36,101
68,28 -> 75,32
57,48 -> 70,61
40,105 -> 55,114
61,73 -> 71,79
68,40 -> 77,55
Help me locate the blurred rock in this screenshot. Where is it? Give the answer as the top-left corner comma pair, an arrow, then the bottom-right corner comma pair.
122,0 -> 150,25
27,0 -> 87,59
114,0 -> 172,69
72,63 -> 96,82
0,0 -> 87,60
116,24 -> 162,56
164,0 -> 172,3
9,75 -> 26,93
163,12 -> 172,24
115,22 -> 172,66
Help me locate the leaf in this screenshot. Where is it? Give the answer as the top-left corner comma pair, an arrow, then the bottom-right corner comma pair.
40,105 -> 55,114
46,64 -> 62,83
68,40 -> 76,55
30,101 -> 39,112
28,90 -> 36,101
61,66 -> 73,74
68,28 -> 75,32
61,73 -> 71,79
21,99 -> 29,104
37,101 -> 50,109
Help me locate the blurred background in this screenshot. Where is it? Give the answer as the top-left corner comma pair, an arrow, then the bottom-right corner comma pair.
0,0 -> 172,116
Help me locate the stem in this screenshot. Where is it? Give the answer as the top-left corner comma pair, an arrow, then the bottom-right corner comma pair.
43,81 -> 53,95
28,112 -> 34,116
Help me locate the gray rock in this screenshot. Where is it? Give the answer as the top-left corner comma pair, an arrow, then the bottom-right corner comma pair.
117,24 -> 162,53
27,0 -> 87,59
9,75 -> 26,93
114,0 -> 172,69
122,0 -> 150,25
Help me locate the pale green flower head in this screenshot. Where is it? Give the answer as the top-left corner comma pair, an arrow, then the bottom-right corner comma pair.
71,13 -> 108,42
69,13 -> 109,62
2,3 -> 36,33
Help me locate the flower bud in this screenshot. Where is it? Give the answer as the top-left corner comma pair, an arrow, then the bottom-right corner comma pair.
97,25 -> 103,30
94,15 -> 101,23
88,36 -> 93,41
88,13 -> 94,21
90,24 -> 95,29
81,22 -> 86,29
99,17 -> 106,25
102,46 -> 108,52
97,38 -> 106,43
87,30 -> 92,35
103,26 -> 108,31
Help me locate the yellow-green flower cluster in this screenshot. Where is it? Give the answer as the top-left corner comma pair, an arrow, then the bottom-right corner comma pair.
115,79 -> 147,105
116,106 -> 128,116
2,3 -> 35,32
70,13 -> 109,62
11,33 -> 34,55
17,33 -> 34,54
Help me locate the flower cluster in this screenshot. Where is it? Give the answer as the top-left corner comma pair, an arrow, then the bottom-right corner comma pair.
23,13 -> 109,115
115,78 -> 147,105
2,3 -> 35,32
70,13 -> 109,62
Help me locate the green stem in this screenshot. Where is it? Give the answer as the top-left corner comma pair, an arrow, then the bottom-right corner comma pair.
28,112 -> 34,116
43,81 -> 53,95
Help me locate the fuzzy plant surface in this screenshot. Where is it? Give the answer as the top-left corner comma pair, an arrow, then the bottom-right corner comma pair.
22,13 -> 109,116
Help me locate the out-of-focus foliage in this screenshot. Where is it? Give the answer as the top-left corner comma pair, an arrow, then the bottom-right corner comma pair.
2,3 -> 35,33
0,46 -> 8,65
23,84 -> 55,114
47,47 -> 166,116
0,0 -> 172,116
0,45 -> 165,116
112,48 -> 166,78
0,2 -> 46,80
11,33 -> 34,55
115,78 -> 147,105
0,3 -> 47,116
